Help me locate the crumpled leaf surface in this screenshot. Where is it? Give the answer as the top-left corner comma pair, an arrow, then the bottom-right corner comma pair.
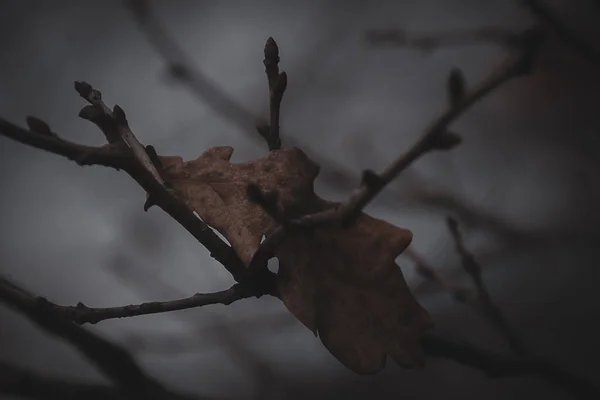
160,146 -> 432,374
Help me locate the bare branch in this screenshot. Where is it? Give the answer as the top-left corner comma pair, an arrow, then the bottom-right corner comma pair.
0,118 -> 128,169
446,217 -> 526,355
122,0 -> 544,255
0,361 -> 126,400
124,0 -> 258,135
250,30 -> 545,269
124,0 -> 521,252
407,228 -> 526,357
122,0 -> 370,195
74,80 -> 165,186
332,33 -> 541,224
405,248 -> 476,303
0,278 -> 258,325
0,279 -> 201,400
422,333 -> 599,399
102,260 -> 284,400
520,0 -> 600,65
1,25 -> 593,398
0,112 -> 249,282
365,26 -> 527,51
400,182 -> 537,245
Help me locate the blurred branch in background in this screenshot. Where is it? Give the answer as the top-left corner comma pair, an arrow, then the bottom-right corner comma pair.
0,279 -> 211,400
111,212 -> 296,361
406,217 -> 525,355
365,0 -> 600,65
446,217 -> 525,356
0,276 -> 257,325
421,332 -> 599,398
104,250 -> 291,400
365,26 -> 532,52
2,16 -> 594,395
1,1 -> 598,398
0,361 -> 127,400
405,247 -> 476,304
3,271 -> 596,399
248,28 -> 544,269
520,0 -> 600,65
0,362 -> 136,400
406,214 -> 600,397
125,0 -> 551,252
344,132 -> 538,245
119,2 -> 401,196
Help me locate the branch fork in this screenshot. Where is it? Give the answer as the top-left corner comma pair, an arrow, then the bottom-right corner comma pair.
1,26 -> 595,399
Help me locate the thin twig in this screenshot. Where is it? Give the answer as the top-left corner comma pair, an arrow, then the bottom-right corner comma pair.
0,361 -> 127,400
123,0 -> 538,252
520,0 -> 600,65
124,0 -> 259,135
422,333 -> 599,399
0,118 -> 128,168
404,248 -> 476,303
103,259 -> 284,400
446,217 -> 526,355
407,227 -> 525,355
250,30 -> 544,270
123,0 -> 541,251
0,278 -> 257,325
74,80 -> 165,186
0,279 -> 201,400
122,0 -> 372,191
1,28 -> 593,397
329,33 -> 541,224
365,27 -> 527,51
0,114 -> 250,282
259,37 -> 287,150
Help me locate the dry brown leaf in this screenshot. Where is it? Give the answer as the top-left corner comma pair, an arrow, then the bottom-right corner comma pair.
159,146 -> 432,374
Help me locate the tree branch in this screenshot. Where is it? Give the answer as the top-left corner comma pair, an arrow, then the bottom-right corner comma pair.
0,118 -> 129,169
422,333 -> 599,399
365,26 -> 528,51
124,0 -> 259,136
409,218 -> 598,397
0,279 -> 202,400
405,248 -> 476,303
0,277 -> 259,325
102,260 -> 284,400
408,216 -> 526,356
1,24 -> 593,398
74,80 -> 165,186
0,108 -> 250,283
0,361 -> 126,400
123,0 -> 538,253
250,29 -> 544,269
326,32 -> 541,224
122,0 -> 374,193
520,0 -> 600,65
123,0 -> 543,253
446,217 -> 526,355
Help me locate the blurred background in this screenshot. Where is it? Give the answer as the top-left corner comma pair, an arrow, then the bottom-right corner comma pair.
1,0 -> 600,398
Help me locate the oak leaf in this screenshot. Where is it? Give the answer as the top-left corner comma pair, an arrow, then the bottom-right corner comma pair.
159,146 -> 432,374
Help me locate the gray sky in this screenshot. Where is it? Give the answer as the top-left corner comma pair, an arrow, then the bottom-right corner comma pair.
1,0 -> 600,399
